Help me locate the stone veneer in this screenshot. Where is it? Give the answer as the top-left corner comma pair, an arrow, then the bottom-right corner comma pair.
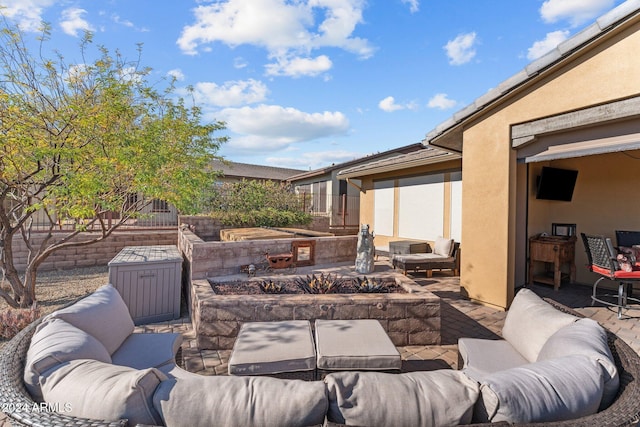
190,273 -> 441,350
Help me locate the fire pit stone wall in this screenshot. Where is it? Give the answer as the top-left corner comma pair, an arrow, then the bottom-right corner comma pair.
190,274 -> 441,350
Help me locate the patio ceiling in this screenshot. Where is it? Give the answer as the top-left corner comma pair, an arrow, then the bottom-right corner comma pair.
524,131 -> 640,163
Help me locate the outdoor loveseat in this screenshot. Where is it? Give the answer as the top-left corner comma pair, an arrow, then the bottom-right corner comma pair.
1,285 -> 640,426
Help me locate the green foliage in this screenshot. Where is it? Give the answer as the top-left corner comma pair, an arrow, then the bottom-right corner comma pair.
207,180 -> 312,227
0,22 -> 226,307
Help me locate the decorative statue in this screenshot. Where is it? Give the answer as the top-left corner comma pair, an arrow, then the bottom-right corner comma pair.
355,224 -> 375,274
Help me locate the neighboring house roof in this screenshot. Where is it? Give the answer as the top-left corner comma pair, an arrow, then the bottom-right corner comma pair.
337,146 -> 461,179
287,143 -> 424,182
212,160 -> 305,181
423,0 -> 640,152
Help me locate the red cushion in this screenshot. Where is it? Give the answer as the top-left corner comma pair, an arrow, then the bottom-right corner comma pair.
591,264 -> 640,279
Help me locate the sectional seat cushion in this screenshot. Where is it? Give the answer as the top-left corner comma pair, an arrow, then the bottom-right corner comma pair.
324,370 -> 479,427
228,320 -> 316,376
537,318 -> 619,410
111,332 -> 183,370
40,359 -> 166,426
501,288 -> 578,362
458,338 -> 528,381
46,284 -> 134,354
474,355 -> 604,423
153,373 -> 328,427
24,318 -> 112,401
315,319 -> 401,371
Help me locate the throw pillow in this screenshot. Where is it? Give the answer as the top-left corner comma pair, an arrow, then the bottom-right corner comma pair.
40,359 -> 165,426
537,318 -> 619,410
324,370 -> 479,427
153,374 -> 328,427
434,237 -> 454,257
24,318 -> 111,401
475,355 -> 604,423
46,284 -> 134,354
501,288 -> 578,362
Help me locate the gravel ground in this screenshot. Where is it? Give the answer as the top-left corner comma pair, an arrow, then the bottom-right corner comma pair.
1,267 -> 109,426
0,266 -> 109,350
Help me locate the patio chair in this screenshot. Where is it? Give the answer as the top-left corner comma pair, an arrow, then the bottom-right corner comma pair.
581,233 -> 640,319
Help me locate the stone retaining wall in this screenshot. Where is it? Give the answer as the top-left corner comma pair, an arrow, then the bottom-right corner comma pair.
190,274 -> 441,349
11,230 -> 177,272
178,228 -> 358,281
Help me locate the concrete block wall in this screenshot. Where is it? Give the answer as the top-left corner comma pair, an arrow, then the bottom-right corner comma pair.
178,227 -> 358,280
178,215 -> 334,241
11,230 -> 178,272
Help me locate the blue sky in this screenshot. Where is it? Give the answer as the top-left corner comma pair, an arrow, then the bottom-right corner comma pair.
0,0 -> 627,170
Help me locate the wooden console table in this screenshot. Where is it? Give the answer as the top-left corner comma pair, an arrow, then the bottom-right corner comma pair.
528,236 -> 576,291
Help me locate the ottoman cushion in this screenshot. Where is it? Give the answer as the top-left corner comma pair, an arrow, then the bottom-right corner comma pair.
315,319 -> 401,371
228,320 -> 316,376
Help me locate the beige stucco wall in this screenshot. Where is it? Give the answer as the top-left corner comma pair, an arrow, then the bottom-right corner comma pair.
356,160 -> 462,248
458,18 -> 640,309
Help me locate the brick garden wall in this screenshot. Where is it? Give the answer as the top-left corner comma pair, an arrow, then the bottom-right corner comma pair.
11,230 -> 178,272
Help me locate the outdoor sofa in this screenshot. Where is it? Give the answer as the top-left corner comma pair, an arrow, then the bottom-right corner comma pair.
391,237 -> 461,277
1,285 -> 640,426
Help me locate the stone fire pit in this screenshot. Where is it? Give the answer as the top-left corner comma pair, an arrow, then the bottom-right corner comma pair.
189,267 -> 441,350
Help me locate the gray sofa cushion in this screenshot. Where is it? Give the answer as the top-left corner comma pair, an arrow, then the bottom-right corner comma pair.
24,318 -> 111,401
501,288 -> 578,362
538,318 -> 619,410
228,320 -> 316,375
111,332 -> 183,370
40,359 -> 166,426
324,370 -> 480,427
458,338 -> 528,381
47,284 -> 134,354
153,373 -> 328,427
315,319 -> 401,371
475,355 -> 604,423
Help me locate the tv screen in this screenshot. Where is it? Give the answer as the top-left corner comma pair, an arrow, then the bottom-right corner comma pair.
536,167 -> 578,201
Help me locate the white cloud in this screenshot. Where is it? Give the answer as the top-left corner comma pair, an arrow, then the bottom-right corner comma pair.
427,93 -> 457,110
265,55 -> 333,77
0,0 -> 54,32
234,57 -> 248,69
218,104 -> 349,151
177,0 -> 374,67
267,150 -> 362,169
185,79 -> 269,108
527,30 -> 570,60
444,32 -> 477,66
401,0 -> 419,14
60,7 -> 94,37
540,0 -> 615,27
378,96 -> 418,112
167,69 -> 185,81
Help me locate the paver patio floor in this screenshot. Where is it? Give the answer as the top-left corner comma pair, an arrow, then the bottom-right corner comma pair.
141,268 -> 640,376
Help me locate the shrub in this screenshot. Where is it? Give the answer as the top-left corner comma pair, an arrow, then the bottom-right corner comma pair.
0,303 -> 41,339
204,180 -> 312,228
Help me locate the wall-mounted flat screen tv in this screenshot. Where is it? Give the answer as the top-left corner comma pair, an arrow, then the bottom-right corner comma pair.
536,166 -> 578,201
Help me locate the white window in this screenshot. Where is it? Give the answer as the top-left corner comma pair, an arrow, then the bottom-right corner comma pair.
373,180 -> 394,236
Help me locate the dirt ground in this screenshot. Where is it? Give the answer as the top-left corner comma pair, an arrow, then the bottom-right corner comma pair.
0,267 -> 109,348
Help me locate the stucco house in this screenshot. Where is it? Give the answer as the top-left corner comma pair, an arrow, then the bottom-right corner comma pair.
423,0 -> 640,310
336,146 -> 461,249
288,143 -> 426,229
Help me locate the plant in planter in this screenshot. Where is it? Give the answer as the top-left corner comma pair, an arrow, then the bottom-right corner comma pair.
295,273 -> 343,294
354,276 -> 391,293
259,280 -> 285,294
